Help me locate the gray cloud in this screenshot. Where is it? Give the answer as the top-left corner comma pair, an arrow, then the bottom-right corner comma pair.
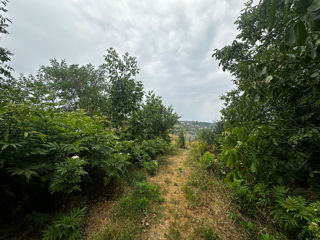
3,0 -> 250,122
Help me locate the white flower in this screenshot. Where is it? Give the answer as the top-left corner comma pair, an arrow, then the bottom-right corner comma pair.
72,156 -> 79,159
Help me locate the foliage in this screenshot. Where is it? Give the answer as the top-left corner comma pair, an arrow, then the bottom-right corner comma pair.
258,233 -> 277,240
104,48 -> 143,126
42,207 -> 86,240
49,157 -> 87,194
199,151 -> 215,172
214,0 -> 320,186
115,181 -> 162,220
228,180 -> 256,216
213,1 -> 320,237
142,160 -> 158,176
128,91 -> 179,140
177,131 -> 186,148
272,195 -> 320,239
0,6 -> 177,235
198,122 -> 224,146
0,0 -> 12,81
39,60 -> 108,115
0,103 -> 127,222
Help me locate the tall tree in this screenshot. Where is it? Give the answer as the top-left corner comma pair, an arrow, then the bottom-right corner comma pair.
39,60 -> 108,115
104,48 -> 144,127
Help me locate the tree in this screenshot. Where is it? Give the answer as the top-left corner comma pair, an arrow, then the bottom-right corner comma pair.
213,0 -> 320,185
39,60 -> 108,115
198,121 -> 224,146
128,91 -> 179,140
104,48 -> 144,126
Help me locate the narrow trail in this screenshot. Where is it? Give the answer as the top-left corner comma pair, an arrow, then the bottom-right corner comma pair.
143,149 -> 242,240
143,149 -> 191,240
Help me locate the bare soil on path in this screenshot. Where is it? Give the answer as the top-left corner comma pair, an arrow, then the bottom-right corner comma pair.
143,149 -> 242,240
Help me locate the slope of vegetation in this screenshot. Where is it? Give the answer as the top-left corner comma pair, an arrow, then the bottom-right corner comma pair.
0,2 -> 179,238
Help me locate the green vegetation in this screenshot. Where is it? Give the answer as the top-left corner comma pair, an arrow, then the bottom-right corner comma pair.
1,0 -> 319,238
43,207 -> 86,240
176,130 -> 186,148
190,0 -> 320,239
97,181 -> 163,240
0,2 -> 178,237
173,121 -> 216,142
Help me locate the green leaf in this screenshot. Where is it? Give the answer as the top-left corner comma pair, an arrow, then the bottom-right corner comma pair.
262,66 -> 267,75
307,1 -> 320,31
294,21 -> 308,46
254,93 -> 260,103
285,25 -> 296,46
265,75 -> 273,84
295,0 -> 313,15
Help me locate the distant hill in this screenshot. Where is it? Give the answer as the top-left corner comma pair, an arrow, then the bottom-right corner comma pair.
173,120 -> 216,141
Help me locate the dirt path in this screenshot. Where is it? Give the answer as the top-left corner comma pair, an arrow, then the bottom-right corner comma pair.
143,148 -> 242,240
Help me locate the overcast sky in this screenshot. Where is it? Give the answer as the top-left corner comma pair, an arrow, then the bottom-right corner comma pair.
2,0 -> 251,122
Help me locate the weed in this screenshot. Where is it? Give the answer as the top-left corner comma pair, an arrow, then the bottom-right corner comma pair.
166,227 -> 181,240
258,233 -> 277,240
183,186 -> 198,205
115,181 -> 162,221
170,198 -> 180,205
192,226 -> 221,240
43,207 -> 86,240
165,178 -> 172,184
95,220 -> 139,240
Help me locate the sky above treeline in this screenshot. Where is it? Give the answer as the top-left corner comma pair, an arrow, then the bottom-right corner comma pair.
3,0 -> 253,122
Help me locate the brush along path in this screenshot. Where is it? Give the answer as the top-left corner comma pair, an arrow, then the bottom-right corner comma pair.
142,148 -> 243,240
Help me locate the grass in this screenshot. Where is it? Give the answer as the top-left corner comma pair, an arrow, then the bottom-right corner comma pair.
165,178 -> 172,184
191,226 -> 221,240
95,220 -> 140,240
165,227 -> 181,240
95,181 -> 163,240
183,186 -> 199,206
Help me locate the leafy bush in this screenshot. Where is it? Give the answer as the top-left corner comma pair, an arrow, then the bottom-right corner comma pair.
142,160 -> 158,176
43,207 -> 86,240
199,152 -> 215,172
128,91 -> 179,140
229,180 -> 256,216
190,141 -> 211,161
177,131 -> 186,148
49,157 -> 87,194
0,103 -> 129,222
272,196 -> 320,239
